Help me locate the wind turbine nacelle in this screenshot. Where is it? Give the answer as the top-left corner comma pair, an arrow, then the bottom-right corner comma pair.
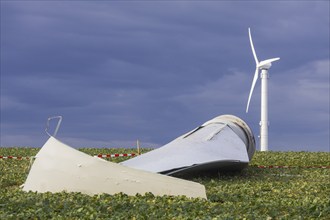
259,62 -> 272,70
258,58 -> 280,70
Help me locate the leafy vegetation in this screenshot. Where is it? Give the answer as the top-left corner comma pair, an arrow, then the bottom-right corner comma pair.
1,148 -> 329,219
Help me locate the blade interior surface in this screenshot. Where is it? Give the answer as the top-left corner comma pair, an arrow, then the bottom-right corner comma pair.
248,28 -> 259,65
246,67 -> 259,113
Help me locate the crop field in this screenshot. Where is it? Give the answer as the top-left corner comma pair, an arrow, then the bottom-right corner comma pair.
0,148 -> 329,219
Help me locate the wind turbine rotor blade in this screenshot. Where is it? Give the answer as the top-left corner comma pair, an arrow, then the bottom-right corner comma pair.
248,28 -> 259,65
246,67 -> 259,113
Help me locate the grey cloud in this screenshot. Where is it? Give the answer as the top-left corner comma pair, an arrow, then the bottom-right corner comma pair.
1,1 -> 329,151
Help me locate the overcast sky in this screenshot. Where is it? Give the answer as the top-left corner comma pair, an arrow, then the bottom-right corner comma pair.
1,1 -> 329,152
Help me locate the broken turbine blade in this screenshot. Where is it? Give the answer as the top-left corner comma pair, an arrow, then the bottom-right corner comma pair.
121,115 -> 255,177
23,136 -> 207,198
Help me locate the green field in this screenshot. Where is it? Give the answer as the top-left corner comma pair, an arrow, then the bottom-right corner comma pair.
1,148 -> 329,219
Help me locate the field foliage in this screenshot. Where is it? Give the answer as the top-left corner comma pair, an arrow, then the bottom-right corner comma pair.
0,147 -> 329,219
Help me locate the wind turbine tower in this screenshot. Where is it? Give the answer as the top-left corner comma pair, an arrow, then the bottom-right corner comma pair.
246,28 -> 280,151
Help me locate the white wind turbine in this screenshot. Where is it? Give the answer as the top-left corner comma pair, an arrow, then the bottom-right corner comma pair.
246,28 -> 280,151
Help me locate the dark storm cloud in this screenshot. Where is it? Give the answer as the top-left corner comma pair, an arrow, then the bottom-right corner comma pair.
1,1 -> 329,151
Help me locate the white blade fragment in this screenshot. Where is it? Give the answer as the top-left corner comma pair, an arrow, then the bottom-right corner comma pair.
122,115 -> 255,176
23,137 -> 207,199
